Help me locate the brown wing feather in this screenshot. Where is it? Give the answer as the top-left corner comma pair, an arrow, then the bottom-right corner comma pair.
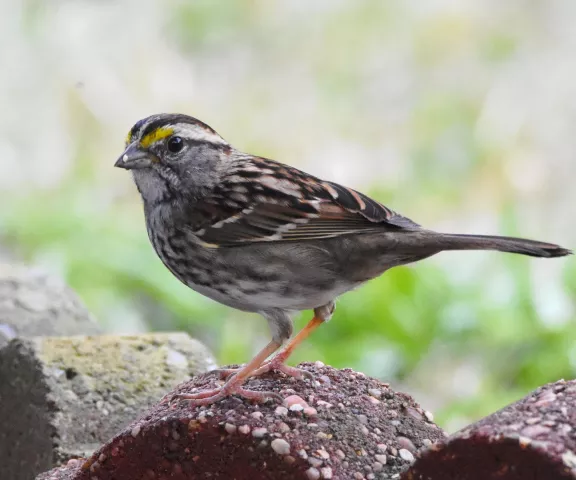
191,156 -> 419,247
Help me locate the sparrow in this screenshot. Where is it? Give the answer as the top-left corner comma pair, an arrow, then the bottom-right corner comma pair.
115,113 -> 571,405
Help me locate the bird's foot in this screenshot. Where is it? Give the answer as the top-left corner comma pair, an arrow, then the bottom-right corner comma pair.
213,357 -> 313,382
172,381 -> 282,406
171,340 -> 284,406
250,357 -> 313,380
210,366 -> 244,380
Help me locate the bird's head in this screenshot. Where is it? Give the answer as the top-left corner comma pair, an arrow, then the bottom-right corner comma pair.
116,113 -> 231,204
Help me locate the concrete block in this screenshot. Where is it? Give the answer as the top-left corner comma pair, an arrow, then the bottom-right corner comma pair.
0,332 -> 217,480
0,264 -> 102,346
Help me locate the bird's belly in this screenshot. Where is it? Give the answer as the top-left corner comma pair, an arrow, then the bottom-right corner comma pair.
151,228 -> 360,312
184,275 -> 354,312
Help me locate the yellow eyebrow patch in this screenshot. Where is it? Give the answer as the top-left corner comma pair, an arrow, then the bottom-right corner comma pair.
140,127 -> 174,148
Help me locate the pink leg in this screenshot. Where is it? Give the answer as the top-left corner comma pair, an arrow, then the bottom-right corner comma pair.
173,308 -> 328,406
250,313 -> 325,379
172,340 -> 283,406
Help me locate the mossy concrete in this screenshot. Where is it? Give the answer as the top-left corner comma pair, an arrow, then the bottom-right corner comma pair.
0,332 -> 216,480
38,333 -> 217,402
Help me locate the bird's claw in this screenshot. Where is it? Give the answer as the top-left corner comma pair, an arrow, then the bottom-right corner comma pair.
209,367 -> 242,380
251,360 -> 313,380
169,360 -> 310,407
210,361 -> 313,382
172,386 -> 283,406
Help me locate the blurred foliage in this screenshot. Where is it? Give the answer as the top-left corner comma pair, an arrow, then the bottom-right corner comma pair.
1,0 -> 574,432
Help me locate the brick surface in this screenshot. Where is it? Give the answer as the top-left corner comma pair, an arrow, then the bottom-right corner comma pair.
404,379 -> 576,480
39,362 -> 446,480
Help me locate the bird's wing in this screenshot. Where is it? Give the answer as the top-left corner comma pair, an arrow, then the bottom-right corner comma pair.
188,157 -> 420,248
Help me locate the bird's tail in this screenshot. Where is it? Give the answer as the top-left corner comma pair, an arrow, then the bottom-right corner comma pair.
428,233 -> 571,258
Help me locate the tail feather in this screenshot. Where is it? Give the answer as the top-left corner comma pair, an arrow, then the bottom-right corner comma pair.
433,233 -> 572,258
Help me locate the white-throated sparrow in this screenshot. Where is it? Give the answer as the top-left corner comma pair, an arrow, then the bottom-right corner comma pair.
115,113 -> 571,405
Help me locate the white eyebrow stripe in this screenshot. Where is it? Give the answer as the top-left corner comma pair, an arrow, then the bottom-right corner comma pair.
170,124 -> 228,146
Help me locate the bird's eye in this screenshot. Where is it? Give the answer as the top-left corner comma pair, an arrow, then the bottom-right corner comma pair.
167,136 -> 184,153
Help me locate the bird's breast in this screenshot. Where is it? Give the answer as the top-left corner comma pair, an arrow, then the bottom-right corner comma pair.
145,211 -> 358,311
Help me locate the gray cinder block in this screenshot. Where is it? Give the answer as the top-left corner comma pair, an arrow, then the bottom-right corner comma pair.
1,333 -> 217,480
0,265 -> 102,346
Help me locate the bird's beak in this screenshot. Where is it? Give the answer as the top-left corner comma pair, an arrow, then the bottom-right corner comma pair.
114,143 -> 156,170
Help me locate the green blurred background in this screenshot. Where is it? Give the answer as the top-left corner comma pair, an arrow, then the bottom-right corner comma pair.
1,0 -> 574,431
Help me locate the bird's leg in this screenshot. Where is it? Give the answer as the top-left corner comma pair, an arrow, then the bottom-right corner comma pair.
250,302 -> 334,379
209,308 -> 295,380
172,339 -> 283,405
180,305 -> 331,406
